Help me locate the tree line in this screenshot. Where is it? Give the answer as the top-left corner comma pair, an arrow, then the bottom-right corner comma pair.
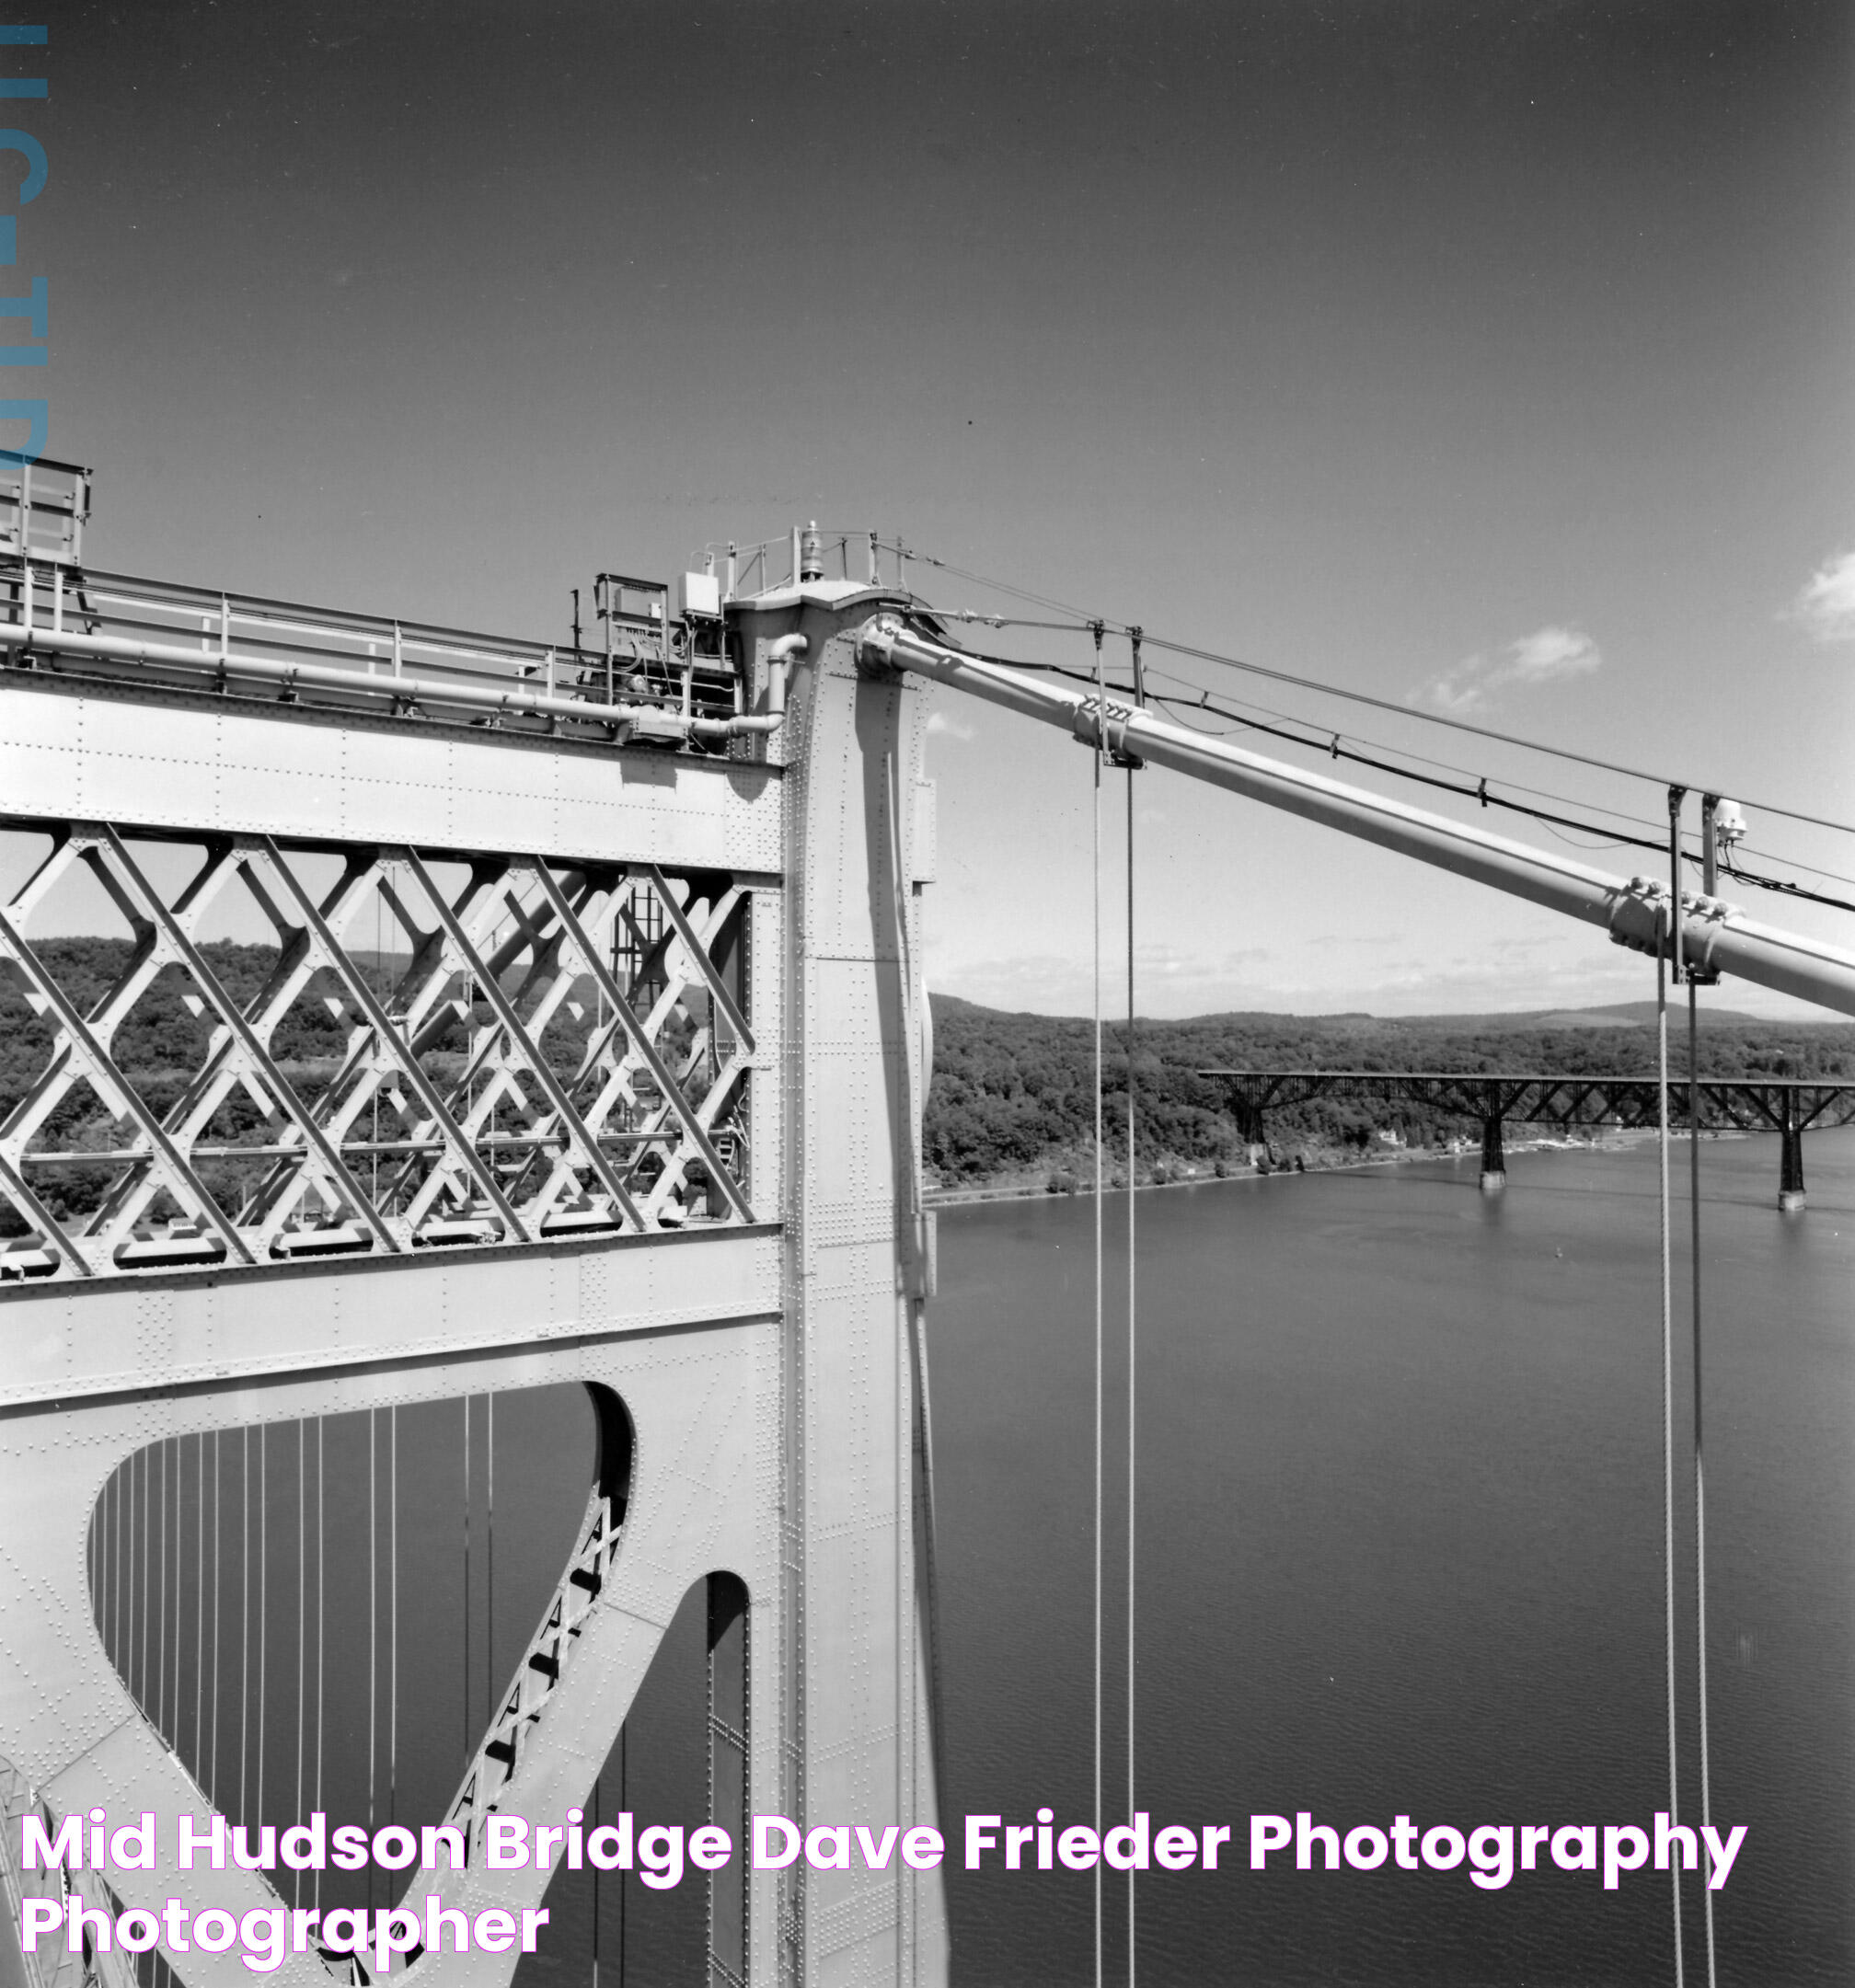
921,993 -> 1855,1190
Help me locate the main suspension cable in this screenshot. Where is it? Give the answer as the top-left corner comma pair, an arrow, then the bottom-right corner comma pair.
901,547 -> 1855,840
949,641 -> 1855,911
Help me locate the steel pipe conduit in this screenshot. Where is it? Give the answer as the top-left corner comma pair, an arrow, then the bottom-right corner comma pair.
0,620 -> 795,743
858,616 -> 1855,1020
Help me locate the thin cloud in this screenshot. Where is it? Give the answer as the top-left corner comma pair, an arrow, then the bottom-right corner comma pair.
926,708 -> 975,741
1408,625 -> 1601,714
1791,549 -> 1855,641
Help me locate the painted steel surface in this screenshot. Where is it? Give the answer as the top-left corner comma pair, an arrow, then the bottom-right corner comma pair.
0,584 -> 949,1987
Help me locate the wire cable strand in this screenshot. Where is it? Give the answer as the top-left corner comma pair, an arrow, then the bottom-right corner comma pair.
1091,618 -> 1106,1988
295,1420 -> 305,1907
1688,978 -> 1719,1988
901,547 -> 1855,840
945,638 -> 1855,909
316,1417 -> 326,1915
1659,803 -> 1687,1988
1125,696 -> 1138,1988
390,1404 -> 399,1837
369,1407 -> 378,1913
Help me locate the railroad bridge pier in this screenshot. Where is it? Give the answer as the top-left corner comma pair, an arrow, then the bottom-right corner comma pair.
1200,1070 -> 1855,1210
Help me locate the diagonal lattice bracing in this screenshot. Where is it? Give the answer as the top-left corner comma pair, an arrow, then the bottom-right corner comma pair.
0,815 -> 760,1281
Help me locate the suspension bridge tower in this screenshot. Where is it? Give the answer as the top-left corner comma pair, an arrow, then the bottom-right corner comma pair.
0,474 -> 947,1986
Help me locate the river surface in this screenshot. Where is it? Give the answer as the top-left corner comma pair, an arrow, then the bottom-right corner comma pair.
930,1131 -> 1855,1986
104,1131 -> 1853,1986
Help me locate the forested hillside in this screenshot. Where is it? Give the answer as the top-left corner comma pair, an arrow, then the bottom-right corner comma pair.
922,994 -> 1855,1190
4,940 -> 1850,1209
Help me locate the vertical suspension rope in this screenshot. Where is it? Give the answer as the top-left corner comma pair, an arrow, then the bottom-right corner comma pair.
487,1392 -> 496,1728
369,1408 -> 378,1914
463,1394 -> 472,1769
295,1421 -> 305,1904
240,1427 -> 250,1823
196,1433 -> 205,1771
390,1404 -> 399,1834
593,1767 -> 601,1988
111,1453 -> 121,1683
1090,618 -> 1106,1988
1659,792 -> 1686,1988
137,1443 -> 147,1709
316,1415 -> 326,1914
1688,968 -> 1719,1987
213,1429 -> 222,1805
158,1439 -> 168,1736
1125,626 -> 1141,1988
259,1423 -> 269,1827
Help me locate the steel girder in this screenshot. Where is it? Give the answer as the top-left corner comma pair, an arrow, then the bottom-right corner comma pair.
0,818 -> 761,1283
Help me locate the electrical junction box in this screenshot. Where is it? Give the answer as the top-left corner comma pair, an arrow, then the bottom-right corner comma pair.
678,570 -> 721,620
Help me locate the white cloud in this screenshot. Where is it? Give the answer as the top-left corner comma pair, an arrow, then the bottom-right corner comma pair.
1408,625 -> 1602,714
1504,626 -> 1601,683
926,708 -> 975,741
1791,549 -> 1855,641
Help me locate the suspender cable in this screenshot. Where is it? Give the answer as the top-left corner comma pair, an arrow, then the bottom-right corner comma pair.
295,1422 -> 305,1905
369,1408 -> 378,1914
316,1416 -> 326,1914
111,1456 -> 120,1686
1090,616 -> 1106,1988
1660,790 -> 1686,1988
593,1768 -> 601,1988
1688,920 -> 1719,1988
241,1427 -> 249,1823
213,1429 -> 221,1806
488,1392 -> 496,1727
196,1433 -> 205,1772
158,1439 -> 168,1738
259,1423 -> 268,1826
136,1444 -> 145,1709
463,1395 -> 472,1768
1126,626 -> 1143,1988
390,1404 -> 399,1834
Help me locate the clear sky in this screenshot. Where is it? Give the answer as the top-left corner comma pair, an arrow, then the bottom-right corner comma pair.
27,0 -> 1855,1017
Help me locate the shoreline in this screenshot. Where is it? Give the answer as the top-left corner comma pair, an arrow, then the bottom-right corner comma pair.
924,1126 -> 1740,1211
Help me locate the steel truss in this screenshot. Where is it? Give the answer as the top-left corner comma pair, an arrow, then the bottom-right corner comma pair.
1203,1068 -> 1855,1138
0,815 -> 760,1281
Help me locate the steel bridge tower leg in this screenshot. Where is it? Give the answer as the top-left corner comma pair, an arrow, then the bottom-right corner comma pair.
743,590 -> 950,1988
1479,1111 -> 1506,1195
0,580 -> 948,1988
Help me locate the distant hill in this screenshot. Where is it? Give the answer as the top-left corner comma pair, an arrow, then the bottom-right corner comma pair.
1412,1001 -> 1772,1031
921,993 -> 1855,1189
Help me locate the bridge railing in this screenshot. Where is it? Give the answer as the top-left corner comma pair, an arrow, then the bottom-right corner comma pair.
697,526 -> 904,600
0,560 -> 749,741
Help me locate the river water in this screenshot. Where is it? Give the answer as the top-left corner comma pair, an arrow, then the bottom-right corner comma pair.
101,1131 -> 1852,1986
930,1130 -> 1855,1986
